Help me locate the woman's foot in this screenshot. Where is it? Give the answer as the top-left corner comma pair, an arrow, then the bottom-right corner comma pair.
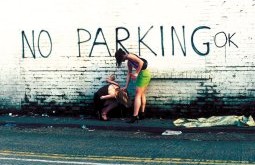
127,115 -> 139,123
101,113 -> 109,121
139,112 -> 145,120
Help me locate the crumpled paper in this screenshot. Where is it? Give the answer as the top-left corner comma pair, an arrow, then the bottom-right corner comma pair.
173,115 -> 255,128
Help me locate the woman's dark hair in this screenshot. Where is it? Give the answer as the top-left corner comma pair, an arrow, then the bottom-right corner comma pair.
115,48 -> 126,67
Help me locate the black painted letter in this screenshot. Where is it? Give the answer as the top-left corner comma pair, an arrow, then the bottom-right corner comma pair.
38,30 -> 52,58
171,26 -> 186,56
138,26 -> 157,56
116,27 -> 130,53
77,29 -> 91,57
22,30 -> 35,58
191,26 -> 211,56
89,28 -> 111,57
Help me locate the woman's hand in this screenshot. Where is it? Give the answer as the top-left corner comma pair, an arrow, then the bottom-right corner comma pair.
130,73 -> 138,80
121,86 -> 127,91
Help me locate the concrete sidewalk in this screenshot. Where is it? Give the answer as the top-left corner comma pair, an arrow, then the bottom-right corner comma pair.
1,114 -> 255,134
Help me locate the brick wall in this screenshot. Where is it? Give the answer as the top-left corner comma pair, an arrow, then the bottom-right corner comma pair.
0,0 -> 254,117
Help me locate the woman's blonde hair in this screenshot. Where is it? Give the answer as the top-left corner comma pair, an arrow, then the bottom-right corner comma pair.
115,89 -> 131,108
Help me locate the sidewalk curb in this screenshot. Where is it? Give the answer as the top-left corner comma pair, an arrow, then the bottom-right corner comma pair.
1,121 -> 255,134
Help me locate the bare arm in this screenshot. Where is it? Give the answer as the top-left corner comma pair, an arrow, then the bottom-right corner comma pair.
100,94 -> 116,100
123,62 -> 132,90
106,79 -> 119,86
126,54 -> 144,80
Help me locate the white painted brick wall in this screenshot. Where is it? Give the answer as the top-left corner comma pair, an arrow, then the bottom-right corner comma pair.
0,0 -> 254,115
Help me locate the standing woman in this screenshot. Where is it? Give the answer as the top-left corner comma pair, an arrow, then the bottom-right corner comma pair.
115,48 -> 151,123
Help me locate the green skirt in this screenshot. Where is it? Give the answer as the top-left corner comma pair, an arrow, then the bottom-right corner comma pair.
136,69 -> 151,87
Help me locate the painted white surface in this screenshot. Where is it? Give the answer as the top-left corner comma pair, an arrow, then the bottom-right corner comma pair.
0,0 -> 254,110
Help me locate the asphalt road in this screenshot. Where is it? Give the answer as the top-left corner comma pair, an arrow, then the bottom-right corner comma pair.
0,125 -> 255,165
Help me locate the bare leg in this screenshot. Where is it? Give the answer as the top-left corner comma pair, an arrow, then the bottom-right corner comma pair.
141,87 -> 147,113
133,87 -> 144,116
101,100 -> 118,120
127,87 -> 144,123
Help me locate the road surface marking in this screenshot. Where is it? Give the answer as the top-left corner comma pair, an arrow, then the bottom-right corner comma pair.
0,150 -> 254,164
0,157 -> 124,165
